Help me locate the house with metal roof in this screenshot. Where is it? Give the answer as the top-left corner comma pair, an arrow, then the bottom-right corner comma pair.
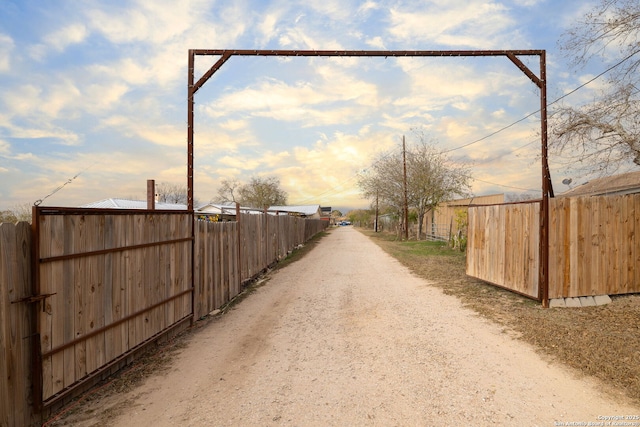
268,205 -> 323,218
558,171 -> 640,197
82,198 -> 187,210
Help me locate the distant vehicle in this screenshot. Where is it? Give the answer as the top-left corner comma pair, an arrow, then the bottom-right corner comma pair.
339,221 -> 351,226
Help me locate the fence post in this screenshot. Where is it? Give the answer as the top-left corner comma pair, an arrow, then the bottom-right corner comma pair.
1,222 -> 38,425
236,203 -> 242,283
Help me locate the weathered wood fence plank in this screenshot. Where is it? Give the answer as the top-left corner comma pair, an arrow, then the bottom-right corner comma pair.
0,222 -> 36,426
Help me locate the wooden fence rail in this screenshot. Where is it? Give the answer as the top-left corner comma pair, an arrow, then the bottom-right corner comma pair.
1,210 -> 328,426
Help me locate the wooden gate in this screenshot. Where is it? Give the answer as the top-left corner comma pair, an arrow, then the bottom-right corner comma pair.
466,202 -> 540,300
32,207 -> 193,407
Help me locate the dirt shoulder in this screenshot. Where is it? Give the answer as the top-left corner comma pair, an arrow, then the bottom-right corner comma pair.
361,228 -> 640,407
46,227 -> 639,426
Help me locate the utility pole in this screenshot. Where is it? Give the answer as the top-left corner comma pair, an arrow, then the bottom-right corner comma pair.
402,135 -> 409,240
375,189 -> 379,232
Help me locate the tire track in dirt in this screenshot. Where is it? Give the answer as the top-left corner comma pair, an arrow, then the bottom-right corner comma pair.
62,227 -> 639,426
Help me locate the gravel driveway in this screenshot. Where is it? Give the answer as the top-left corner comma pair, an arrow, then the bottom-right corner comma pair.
79,227 -> 638,426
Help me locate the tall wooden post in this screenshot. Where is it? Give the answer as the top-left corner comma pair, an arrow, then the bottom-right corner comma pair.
146,179 -> 155,210
402,135 -> 409,240
375,189 -> 379,232
236,202 -> 242,284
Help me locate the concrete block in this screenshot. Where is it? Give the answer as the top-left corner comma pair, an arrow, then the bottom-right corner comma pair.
594,295 -> 612,306
549,298 -> 566,308
579,296 -> 596,307
565,297 -> 582,308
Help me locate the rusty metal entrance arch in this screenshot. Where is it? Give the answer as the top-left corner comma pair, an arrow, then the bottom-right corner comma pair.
187,49 -> 553,306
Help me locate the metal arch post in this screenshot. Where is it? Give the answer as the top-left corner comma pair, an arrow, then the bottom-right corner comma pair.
539,51 -> 551,308
505,51 -> 552,307
187,49 -> 195,212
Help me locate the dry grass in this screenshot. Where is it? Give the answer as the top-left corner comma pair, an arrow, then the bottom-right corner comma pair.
361,229 -> 640,406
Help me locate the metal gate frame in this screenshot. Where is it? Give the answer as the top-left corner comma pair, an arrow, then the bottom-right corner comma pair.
186,49 -> 553,306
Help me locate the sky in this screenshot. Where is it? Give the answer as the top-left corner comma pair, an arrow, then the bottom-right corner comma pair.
0,0 -> 613,212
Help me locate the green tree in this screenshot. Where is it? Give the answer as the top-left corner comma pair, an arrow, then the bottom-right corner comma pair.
346,209 -> 374,227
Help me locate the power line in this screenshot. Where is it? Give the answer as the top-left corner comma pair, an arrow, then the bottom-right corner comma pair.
469,176 -> 540,193
442,48 -> 640,154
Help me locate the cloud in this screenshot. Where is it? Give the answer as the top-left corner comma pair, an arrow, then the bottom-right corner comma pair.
0,34 -> 14,72
42,80 -> 83,118
85,0 -> 247,47
85,82 -> 130,113
28,24 -> 88,60
257,11 -> 282,44
365,36 -> 386,49
0,139 -> 10,154
0,77 -> 128,146
218,155 -> 262,170
76,1 -> 250,90
305,0 -> 358,20
387,1 -> 520,48
357,1 -> 379,14
200,126 -> 396,207
219,119 -> 250,131
206,63 -> 382,127
2,80 -> 88,120
216,150 -> 290,171
47,23 -> 88,51
261,150 -> 291,167
99,115 -> 184,148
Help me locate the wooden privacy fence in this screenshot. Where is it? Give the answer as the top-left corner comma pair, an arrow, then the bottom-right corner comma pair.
1,208 -> 328,426
466,194 -> 640,301
194,213 -> 328,319
32,208 -> 193,408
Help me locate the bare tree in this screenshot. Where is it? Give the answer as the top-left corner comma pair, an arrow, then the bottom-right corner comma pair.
213,179 -> 242,204
0,203 -> 33,224
358,150 -> 405,234
155,182 -> 189,205
358,135 -> 471,239
237,176 -> 287,210
553,0 -> 640,175
407,138 -> 471,239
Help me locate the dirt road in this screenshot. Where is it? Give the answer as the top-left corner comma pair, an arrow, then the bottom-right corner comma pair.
68,227 -> 638,426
